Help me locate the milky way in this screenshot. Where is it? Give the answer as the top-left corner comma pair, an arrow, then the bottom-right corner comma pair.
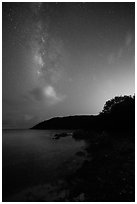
24,3 -> 67,104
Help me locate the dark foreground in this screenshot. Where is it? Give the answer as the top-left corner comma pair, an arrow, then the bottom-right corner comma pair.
68,129 -> 135,202
6,129 -> 134,202
3,95 -> 135,201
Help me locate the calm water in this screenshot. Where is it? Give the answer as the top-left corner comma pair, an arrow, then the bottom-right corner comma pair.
3,129 -> 85,200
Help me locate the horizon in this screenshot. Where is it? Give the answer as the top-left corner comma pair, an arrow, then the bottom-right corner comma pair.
2,93 -> 135,130
3,2 -> 135,129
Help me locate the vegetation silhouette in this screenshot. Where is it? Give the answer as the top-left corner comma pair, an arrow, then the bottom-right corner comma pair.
32,95 -> 135,133
99,95 -> 135,132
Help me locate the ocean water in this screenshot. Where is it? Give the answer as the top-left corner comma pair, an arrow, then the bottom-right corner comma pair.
2,129 -> 85,200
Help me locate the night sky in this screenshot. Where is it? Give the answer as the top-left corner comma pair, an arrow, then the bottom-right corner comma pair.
3,2 -> 135,129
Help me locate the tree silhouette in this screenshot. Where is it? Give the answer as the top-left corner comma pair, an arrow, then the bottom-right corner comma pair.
101,95 -> 134,114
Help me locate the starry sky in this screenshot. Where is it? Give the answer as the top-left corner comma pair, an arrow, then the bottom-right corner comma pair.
3,2 -> 135,129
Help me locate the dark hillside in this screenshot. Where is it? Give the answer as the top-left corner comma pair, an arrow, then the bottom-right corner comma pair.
32,95 -> 135,132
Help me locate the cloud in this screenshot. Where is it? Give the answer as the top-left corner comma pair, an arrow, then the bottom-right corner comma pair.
44,86 -> 56,98
30,85 -> 66,105
44,85 -> 66,104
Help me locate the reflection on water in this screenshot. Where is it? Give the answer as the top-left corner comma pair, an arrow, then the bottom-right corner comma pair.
3,129 -> 85,200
